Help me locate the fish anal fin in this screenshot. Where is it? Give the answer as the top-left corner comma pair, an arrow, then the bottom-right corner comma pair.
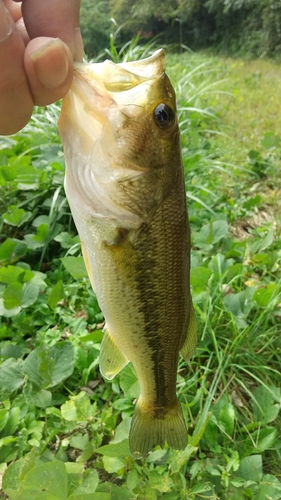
180,302 -> 197,362
129,398 -> 188,456
99,327 -> 129,380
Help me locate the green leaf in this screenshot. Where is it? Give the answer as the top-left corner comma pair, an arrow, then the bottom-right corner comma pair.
97,483 -> 134,500
126,469 -> 139,491
48,280 -> 65,310
3,206 -> 32,227
0,265 -> 25,284
1,407 -> 21,436
259,228 -> 274,251
190,266 -> 212,292
219,403 -> 235,436
261,132 -> 280,150
253,284 -> 279,307
0,164 -> 17,183
119,364 -> 140,398
21,283 -> 40,308
54,232 -> 80,249
41,342 -> 75,386
1,344 -> 24,358
23,342 -> 74,388
0,358 -> 24,393
61,391 -> 92,423
257,474 -> 281,500
223,288 -> 255,328
168,446 -> 197,473
252,386 -> 280,424
3,282 -> 23,309
29,270 -> 47,289
68,469 -> 99,496
21,460 -> 68,499
0,298 -> 21,317
112,418 -> 131,444
69,495 -> 109,500
32,215 -> 49,227
194,220 -> 229,247
24,234 -> 45,250
236,455 -> 263,482
0,409 -> 9,433
146,448 -> 168,463
95,439 -> 131,457
189,411 -> 211,447
69,434 -> 89,450
64,462 -> 84,476
80,330 -> 103,343
242,427 -> 277,457
23,384 -> 52,408
61,257 -> 88,280
148,470 -> 174,493
0,238 -> 27,264
161,493 -> 179,500
103,456 -> 126,473
223,263 -> 244,282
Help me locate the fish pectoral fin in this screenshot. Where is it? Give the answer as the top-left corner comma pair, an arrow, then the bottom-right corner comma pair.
180,302 -> 198,362
99,327 -> 129,380
129,398 -> 188,455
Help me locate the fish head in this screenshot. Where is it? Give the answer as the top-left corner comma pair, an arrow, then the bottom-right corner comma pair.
58,49 -> 180,226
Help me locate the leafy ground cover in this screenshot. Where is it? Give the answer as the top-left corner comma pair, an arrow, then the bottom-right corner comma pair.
0,47 -> 281,499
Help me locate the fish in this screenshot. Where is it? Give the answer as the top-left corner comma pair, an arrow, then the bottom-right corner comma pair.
58,49 -> 197,455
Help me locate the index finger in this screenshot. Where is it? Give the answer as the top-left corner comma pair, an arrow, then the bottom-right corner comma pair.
21,0 -> 83,60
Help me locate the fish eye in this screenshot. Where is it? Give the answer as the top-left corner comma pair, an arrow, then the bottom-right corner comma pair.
153,103 -> 175,129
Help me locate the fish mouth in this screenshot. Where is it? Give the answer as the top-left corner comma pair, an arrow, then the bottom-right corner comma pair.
67,48 -> 166,124
74,48 -> 165,93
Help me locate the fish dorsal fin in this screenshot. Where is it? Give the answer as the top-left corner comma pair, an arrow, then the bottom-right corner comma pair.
180,302 -> 197,362
99,327 -> 129,380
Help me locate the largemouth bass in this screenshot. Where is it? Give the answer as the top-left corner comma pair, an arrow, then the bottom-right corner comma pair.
58,49 -> 197,455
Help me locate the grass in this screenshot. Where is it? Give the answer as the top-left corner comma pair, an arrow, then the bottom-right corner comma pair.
0,46 -> 281,499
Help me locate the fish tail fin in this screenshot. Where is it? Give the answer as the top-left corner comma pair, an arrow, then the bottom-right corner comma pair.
129,398 -> 188,455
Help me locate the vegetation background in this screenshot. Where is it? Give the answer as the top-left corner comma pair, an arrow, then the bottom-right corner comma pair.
80,0 -> 281,58
0,0 -> 281,499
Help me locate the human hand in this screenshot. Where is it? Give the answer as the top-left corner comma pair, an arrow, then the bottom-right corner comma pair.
0,0 -> 83,135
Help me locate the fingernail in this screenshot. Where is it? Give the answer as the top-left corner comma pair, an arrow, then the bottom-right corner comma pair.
74,27 -> 84,62
31,38 -> 69,89
0,1 -> 13,42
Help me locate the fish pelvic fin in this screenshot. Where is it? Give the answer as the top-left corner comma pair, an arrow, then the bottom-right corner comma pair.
129,398 -> 188,456
180,301 -> 197,362
99,327 -> 129,380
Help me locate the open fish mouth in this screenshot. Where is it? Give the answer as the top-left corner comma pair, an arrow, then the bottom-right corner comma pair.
65,49 -> 167,130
